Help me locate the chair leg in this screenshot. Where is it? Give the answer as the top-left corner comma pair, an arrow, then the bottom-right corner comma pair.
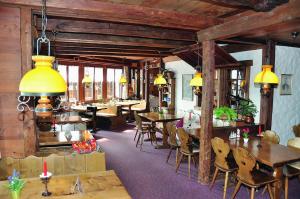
250,187 -> 255,199
231,180 -> 242,199
188,155 -> 191,178
140,133 -> 144,151
284,177 -> 288,199
134,129 -> 138,141
175,153 -> 183,173
267,184 -> 274,199
210,167 -> 219,190
191,156 -> 197,168
223,172 -> 229,199
136,133 -> 141,147
166,147 -> 173,163
175,148 -> 179,165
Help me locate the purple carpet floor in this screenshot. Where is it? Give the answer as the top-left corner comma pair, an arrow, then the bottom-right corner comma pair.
95,125 -> 300,199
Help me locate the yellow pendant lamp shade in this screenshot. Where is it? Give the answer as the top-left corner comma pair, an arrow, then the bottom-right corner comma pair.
254,65 -> 279,84
82,74 -> 92,88
190,72 -> 203,87
119,75 -> 127,85
19,55 -> 67,96
254,65 -> 279,95
154,74 -> 167,86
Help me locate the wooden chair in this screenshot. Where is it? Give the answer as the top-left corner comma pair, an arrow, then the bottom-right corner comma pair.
175,128 -> 199,178
134,112 -> 151,151
231,147 -> 277,199
262,130 -> 280,144
166,122 -> 180,164
283,138 -> 300,199
210,137 -> 237,199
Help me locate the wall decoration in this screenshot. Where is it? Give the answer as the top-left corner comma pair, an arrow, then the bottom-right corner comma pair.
280,74 -> 292,95
182,74 -> 193,101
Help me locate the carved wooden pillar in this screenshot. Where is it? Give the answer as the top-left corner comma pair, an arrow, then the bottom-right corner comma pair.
199,40 -> 215,184
260,40 -> 275,130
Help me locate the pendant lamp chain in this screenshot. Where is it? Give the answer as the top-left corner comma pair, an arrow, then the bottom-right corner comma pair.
37,0 -> 50,56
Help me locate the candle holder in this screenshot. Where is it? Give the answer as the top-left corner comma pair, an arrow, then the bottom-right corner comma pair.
40,172 -> 52,197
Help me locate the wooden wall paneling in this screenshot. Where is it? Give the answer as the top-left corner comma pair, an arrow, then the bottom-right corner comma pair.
85,152 -> 106,172
64,152 -> 85,174
0,157 -> 20,180
199,40 -> 215,184
20,7 -> 36,156
259,40 -> 275,130
0,5 -> 26,158
43,154 -> 65,176
19,155 -> 43,178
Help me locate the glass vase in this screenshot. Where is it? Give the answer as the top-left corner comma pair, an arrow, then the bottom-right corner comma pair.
11,190 -> 20,199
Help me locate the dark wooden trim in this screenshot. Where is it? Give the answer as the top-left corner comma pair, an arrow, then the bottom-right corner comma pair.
199,40 -> 215,184
102,67 -> 107,100
259,40 -> 275,130
78,64 -> 84,102
136,64 -> 141,99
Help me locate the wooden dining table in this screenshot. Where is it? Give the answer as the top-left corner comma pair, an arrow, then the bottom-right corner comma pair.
138,112 -> 182,149
185,127 -> 300,199
0,170 -> 131,199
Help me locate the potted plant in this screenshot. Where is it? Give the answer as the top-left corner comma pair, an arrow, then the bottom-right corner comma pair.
242,128 -> 250,143
5,169 -> 25,199
213,106 -> 237,122
238,99 -> 257,124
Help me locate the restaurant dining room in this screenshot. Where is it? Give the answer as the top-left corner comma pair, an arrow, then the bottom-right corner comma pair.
1,0 -> 300,199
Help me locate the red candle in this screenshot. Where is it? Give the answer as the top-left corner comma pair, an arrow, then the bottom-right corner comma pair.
189,112 -> 192,120
43,160 -> 47,176
258,125 -> 262,135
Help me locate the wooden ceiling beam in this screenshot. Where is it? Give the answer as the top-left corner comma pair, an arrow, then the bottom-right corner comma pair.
57,52 -> 165,58
36,17 -> 196,41
1,0 -> 221,30
47,32 -> 192,48
197,0 -> 299,42
197,0 -> 288,11
221,44 -> 264,53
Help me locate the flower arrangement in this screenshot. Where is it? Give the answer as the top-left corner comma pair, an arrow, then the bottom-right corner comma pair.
4,169 -> 25,199
242,128 -> 250,139
213,106 -> 237,122
72,139 -> 97,154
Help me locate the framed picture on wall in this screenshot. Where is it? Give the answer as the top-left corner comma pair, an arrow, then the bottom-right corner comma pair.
280,74 -> 292,95
182,74 -> 193,101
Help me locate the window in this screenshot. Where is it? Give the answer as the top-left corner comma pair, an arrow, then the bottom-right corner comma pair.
95,68 -> 103,100
68,66 -> 79,102
84,67 -> 94,101
107,68 -> 115,99
115,69 -> 122,98
57,65 -> 67,101
229,68 -> 248,99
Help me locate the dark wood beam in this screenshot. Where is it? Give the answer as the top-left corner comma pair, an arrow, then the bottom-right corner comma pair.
36,18 -> 196,41
198,0 -> 288,11
1,0 -> 221,30
47,32 -> 192,48
197,0 -> 299,41
260,40 -> 275,130
199,40 -> 215,184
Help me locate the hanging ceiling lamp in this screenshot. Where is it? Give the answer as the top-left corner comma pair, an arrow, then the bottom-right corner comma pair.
190,42 -> 203,94
82,73 -> 92,88
18,0 -> 67,118
154,56 -> 167,88
254,65 -> 279,96
119,60 -> 127,86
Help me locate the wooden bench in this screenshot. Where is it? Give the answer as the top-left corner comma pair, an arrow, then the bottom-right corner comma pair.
96,105 -> 126,130
0,151 -> 106,180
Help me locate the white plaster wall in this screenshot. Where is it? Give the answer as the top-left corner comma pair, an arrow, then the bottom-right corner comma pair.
231,49 -> 263,123
165,60 -> 197,115
272,46 -> 300,145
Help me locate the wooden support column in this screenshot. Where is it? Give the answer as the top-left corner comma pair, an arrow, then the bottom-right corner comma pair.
78,65 -> 84,102
141,62 -> 145,99
260,40 -> 275,130
199,40 -> 215,184
136,63 -> 141,99
145,62 -> 150,111
103,67 -> 107,100
20,7 -> 36,156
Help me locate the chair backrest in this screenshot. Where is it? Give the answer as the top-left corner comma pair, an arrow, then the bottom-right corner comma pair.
287,137 -> 300,151
233,147 -> 256,182
134,112 -> 143,130
97,105 -> 118,115
211,137 -> 231,169
177,128 -> 191,154
293,124 -> 300,137
262,130 -> 280,144
166,122 -> 178,146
